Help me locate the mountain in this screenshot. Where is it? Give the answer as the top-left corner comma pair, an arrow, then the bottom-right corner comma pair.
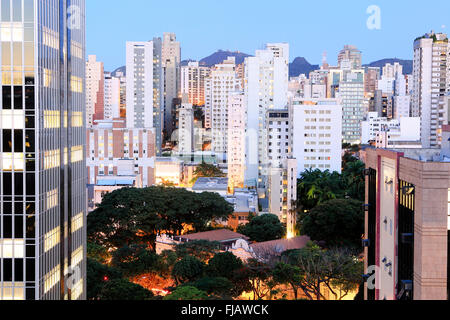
363,58 -> 413,75
289,57 -> 320,78
111,65 -> 126,77
199,50 -> 252,67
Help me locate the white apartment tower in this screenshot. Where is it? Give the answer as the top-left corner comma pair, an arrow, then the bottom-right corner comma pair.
290,98 -> 343,174
177,102 -> 194,155
86,55 -> 104,127
126,40 -> 164,155
181,61 -> 211,107
412,32 -> 448,148
162,33 -> 181,136
104,72 -> 121,120
227,92 -> 246,190
205,57 -> 239,163
244,43 -> 289,188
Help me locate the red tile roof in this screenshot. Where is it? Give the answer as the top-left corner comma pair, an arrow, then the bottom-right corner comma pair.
180,229 -> 249,242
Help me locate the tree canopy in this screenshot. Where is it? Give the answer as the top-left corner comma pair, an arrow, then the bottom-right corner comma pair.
190,163 -> 226,184
163,286 -> 209,301
299,199 -> 364,249
238,214 -> 285,242
88,187 -> 234,250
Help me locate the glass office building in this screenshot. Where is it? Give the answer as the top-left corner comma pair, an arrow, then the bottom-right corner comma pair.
0,0 -> 86,300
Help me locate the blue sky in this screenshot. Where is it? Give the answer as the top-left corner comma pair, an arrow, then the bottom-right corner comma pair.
87,0 -> 450,71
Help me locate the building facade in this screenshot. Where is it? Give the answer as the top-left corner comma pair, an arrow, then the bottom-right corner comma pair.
86,55 -> 104,127
181,61 -> 210,107
0,0 -> 87,300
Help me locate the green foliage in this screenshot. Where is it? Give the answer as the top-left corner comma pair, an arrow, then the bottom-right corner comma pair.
87,258 -> 123,300
238,214 -> 285,242
272,263 -> 303,300
299,199 -> 364,249
190,163 -> 225,184
87,242 -> 110,264
98,279 -> 154,301
188,277 -> 234,299
88,187 -> 234,250
111,244 -> 159,276
172,256 -> 205,285
163,286 -> 209,301
175,240 -> 222,262
206,252 -> 244,278
342,160 -> 365,201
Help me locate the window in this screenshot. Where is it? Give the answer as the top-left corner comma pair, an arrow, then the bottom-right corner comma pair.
0,239 -> 25,258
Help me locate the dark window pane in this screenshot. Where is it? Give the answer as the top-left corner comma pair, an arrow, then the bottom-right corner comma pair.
25,130 -> 34,152
26,215 -> 35,238
14,172 -> 23,195
26,202 -> 35,215
3,202 -> 12,214
3,259 -> 12,281
14,259 -> 24,281
26,159 -> 35,172
3,216 -> 12,238
14,129 -> 23,152
15,202 -> 23,215
26,173 -> 35,195
2,86 -> 12,109
25,86 -> 34,109
3,173 -> 12,195
26,288 -> 35,300
25,115 -> 34,128
3,129 -> 12,152
26,259 -> 35,281
26,245 -> 35,258
13,86 -> 23,109
15,215 -> 23,238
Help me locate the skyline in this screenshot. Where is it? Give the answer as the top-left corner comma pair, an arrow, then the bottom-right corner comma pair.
87,0 -> 450,71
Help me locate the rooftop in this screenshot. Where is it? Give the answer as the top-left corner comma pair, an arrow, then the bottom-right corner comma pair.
192,177 -> 229,191
178,229 -> 249,242
251,236 -> 311,254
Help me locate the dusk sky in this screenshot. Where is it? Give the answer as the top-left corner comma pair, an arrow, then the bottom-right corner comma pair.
87,0 -> 450,71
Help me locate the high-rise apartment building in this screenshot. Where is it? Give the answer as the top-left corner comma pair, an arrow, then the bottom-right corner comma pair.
162,33 -> 181,137
205,57 -> 239,163
126,40 -> 164,155
177,102 -> 194,155
181,61 -> 210,107
86,55 -> 104,127
0,0 -> 86,300
290,98 -> 343,173
338,45 -> 362,69
103,72 -> 120,120
244,43 -> 289,188
227,92 -> 246,190
412,32 -> 448,148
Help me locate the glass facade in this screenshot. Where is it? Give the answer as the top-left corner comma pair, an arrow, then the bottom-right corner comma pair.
0,0 -> 86,300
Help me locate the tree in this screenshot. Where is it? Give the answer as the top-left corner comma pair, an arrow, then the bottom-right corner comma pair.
299,199 -> 364,249
238,214 -> 285,242
172,256 -> 205,285
283,243 -> 363,300
88,187 -> 234,250
175,240 -> 222,262
188,277 -> 234,299
272,263 -> 303,300
98,279 -> 154,300
245,259 -> 275,300
206,252 -> 244,278
87,241 -> 110,264
163,286 -> 209,301
87,258 -> 123,300
297,169 -> 345,212
342,160 -> 365,201
111,244 -> 158,276
190,163 -> 225,184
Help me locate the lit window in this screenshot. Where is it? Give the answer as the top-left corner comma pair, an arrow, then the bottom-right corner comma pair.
0,239 -> 25,258
71,146 -> 83,163
72,212 -> 84,233
44,265 -> 61,294
1,110 -> 24,129
44,226 -> 60,252
2,153 -> 24,171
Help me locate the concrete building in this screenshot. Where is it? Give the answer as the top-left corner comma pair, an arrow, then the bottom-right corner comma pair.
181,61 -> 211,106
205,57 -> 239,163
363,147 -> 450,300
364,67 -> 380,97
126,40 -> 164,155
412,32 -> 449,148
0,0 -> 87,300
383,62 -> 403,78
176,101 -> 194,155
191,177 -> 229,196
86,119 -> 156,188
338,45 -> 362,69
244,43 -> 290,188
86,55 -> 104,126
162,33 -> 181,137
227,92 -> 246,190
154,157 -> 184,186
103,72 -> 120,120
291,98 -> 343,174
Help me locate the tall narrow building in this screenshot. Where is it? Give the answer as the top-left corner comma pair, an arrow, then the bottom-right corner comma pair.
86,55 -> 104,127
412,32 -> 448,148
162,33 -> 181,138
0,0 -> 86,300
244,43 -> 289,189
126,40 -> 164,155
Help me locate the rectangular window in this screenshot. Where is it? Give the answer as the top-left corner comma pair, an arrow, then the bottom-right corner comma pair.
0,239 -> 25,258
